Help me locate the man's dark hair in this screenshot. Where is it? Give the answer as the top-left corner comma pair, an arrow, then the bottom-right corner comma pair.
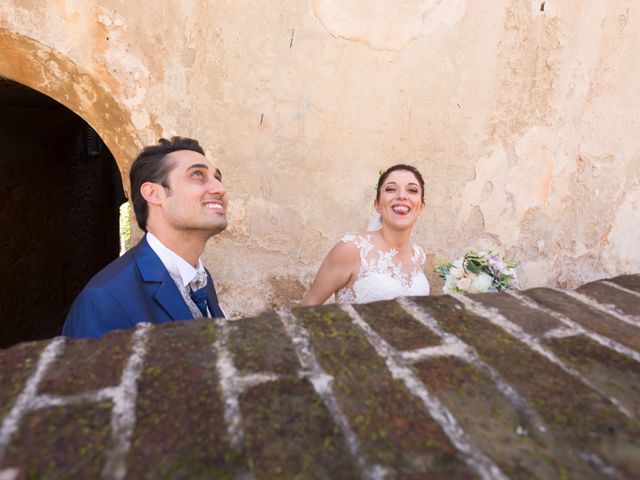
376,164 -> 426,204
129,136 -> 205,231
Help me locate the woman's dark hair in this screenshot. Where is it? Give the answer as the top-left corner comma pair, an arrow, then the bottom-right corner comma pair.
130,136 -> 205,231
376,164 -> 425,204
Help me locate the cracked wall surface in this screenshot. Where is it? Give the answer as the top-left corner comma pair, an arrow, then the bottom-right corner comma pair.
1,0 -> 639,317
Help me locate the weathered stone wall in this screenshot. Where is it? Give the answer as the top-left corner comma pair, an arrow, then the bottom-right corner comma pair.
0,79 -> 124,347
0,276 -> 639,478
1,1 -> 640,316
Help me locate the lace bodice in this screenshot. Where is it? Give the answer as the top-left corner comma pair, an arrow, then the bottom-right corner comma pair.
335,233 -> 430,304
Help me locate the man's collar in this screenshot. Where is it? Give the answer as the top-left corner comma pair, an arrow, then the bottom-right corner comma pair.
146,232 -> 205,288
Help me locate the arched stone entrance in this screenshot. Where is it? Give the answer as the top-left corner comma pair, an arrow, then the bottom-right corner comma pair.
0,28 -> 141,347
0,78 -> 126,347
0,27 -> 142,173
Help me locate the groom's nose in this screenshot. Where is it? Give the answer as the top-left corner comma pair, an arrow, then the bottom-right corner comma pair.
205,177 -> 226,196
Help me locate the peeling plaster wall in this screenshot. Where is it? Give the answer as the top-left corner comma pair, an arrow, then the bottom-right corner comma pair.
1,0 -> 639,317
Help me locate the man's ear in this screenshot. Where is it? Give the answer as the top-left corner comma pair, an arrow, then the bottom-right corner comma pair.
140,182 -> 163,206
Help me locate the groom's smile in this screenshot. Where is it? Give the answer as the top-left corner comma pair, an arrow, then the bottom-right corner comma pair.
202,197 -> 225,213
203,200 -> 224,210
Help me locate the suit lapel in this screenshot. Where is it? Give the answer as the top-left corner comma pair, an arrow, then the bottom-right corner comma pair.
155,279 -> 192,321
205,270 -> 225,318
134,236 -> 193,321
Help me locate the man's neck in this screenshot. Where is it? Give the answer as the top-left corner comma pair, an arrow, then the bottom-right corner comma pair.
146,228 -> 207,267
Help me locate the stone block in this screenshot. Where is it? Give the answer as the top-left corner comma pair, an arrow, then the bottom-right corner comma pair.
1,275 -> 639,478
524,288 -> 640,351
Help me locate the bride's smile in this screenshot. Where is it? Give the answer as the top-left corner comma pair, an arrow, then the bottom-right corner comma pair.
391,204 -> 411,215
376,169 -> 424,229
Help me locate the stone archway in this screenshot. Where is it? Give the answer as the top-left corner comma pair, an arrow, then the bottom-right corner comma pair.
0,28 -> 141,347
0,26 -> 141,173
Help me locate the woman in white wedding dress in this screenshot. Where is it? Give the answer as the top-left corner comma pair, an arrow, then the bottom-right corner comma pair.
302,164 -> 430,305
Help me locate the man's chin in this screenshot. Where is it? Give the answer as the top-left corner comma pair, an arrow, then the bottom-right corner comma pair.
207,219 -> 228,236
182,220 -> 228,237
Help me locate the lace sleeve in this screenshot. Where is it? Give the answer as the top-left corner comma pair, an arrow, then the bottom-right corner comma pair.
411,243 -> 427,267
339,233 -> 357,244
338,232 -> 373,271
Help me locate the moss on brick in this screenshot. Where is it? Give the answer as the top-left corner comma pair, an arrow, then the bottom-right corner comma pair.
524,288 -> 640,352
2,279 -> 639,478
470,292 -> 561,336
577,281 -> 640,316
3,403 -> 112,479
354,300 -> 441,350
607,274 -> 640,293
545,335 -> 640,420
39,329 -> 133,396
297,305 -> 476,478
126,320 -> 250,479
415,356 -> 595,478
241,378 -> 359,479
412,295 -> 640,478
0,342 -> 45,420
229,312 -> 299,376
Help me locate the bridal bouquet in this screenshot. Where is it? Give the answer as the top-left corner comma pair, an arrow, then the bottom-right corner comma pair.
435,251 -> 517,294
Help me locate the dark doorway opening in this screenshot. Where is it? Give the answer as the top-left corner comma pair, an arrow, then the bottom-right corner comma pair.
0,77 -> 126,348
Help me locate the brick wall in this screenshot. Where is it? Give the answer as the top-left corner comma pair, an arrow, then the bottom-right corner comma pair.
0,276 -> 638,478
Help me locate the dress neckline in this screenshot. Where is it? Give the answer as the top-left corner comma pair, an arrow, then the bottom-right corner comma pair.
335,232 -> 429,304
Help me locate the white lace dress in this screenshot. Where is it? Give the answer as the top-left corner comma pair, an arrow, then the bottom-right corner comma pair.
335,233 -> 430,304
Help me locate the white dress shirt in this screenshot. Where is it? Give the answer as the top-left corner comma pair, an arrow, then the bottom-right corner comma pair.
146,232 -> 210,318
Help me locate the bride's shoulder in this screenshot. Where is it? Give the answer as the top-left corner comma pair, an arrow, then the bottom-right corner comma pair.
338,231 -> 371,244
333,231 -> 371,257
324,234 -> 361,268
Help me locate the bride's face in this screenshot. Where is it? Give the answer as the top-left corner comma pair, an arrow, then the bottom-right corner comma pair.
375,170 -> 424,231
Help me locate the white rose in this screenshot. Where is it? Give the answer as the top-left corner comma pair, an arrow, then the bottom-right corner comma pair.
452,258 -> 464,271
443,274 -> 458,294
470,272 -> 493,293
457,277 -> 472,292
450,266 -> 463,279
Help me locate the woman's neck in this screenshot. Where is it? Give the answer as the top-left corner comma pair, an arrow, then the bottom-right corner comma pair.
377,227 -> 411,250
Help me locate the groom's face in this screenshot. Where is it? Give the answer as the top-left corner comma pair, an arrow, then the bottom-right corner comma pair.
158,150 -> 228,236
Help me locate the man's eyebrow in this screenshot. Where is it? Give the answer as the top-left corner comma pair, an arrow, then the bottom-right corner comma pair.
186,163 -> 222,180
186,163 -> 210,171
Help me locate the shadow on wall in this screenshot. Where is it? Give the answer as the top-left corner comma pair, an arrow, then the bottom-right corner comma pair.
0,77 -> 126,348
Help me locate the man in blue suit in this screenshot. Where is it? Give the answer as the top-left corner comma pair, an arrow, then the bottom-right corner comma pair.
62,137 -> 227,339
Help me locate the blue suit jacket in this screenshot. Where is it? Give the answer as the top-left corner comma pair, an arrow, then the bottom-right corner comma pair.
62,236 -> 225,339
